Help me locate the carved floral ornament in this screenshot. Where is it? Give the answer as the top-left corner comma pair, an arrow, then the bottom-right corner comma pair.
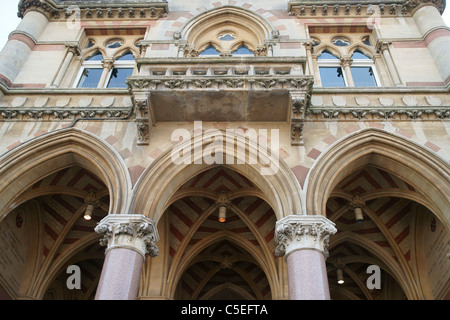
274,215 -> 337,258
94,214 -> 160,259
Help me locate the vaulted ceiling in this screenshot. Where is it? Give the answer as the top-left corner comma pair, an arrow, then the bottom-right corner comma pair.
12,165 -> 109,299
326,165 -> 433,300
167,166 -> 277,300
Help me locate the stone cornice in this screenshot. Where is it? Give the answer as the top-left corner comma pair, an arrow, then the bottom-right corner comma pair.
18,0 -> 169,19
287,0 -> 446,17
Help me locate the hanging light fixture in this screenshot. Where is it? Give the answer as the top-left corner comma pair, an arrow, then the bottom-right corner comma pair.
349,193 -> 365,223
84,204 -> 94,221
337,268 -> 345,285
218,205 -> 227,223
335,258 -> 345,285
84,191 -> 99,221
216,191 -> 230,223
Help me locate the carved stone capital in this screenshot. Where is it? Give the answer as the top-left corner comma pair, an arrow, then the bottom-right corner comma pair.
340,57 -> 353,68
95,214 -> 159,259
376,41 -> 392,54
65,42 -> 80,56
102,58 -> 115,70
275,215 -> 337,258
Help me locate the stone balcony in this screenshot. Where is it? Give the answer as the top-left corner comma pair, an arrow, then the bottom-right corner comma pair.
126,56 -> 314,145
127,57 -> 313,123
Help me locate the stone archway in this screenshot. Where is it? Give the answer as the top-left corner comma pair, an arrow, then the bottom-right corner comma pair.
160,166 -> 280,300
131,128 -> 304,222
305,128 -> 450,229
131,128 -> 306,300
305,128 -> 450,299
0,128 -> 132,220
0,128 -> 131,299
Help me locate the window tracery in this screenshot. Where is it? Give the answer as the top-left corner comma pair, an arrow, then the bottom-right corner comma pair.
75,35 -> 139,88
312,33 -> 379,87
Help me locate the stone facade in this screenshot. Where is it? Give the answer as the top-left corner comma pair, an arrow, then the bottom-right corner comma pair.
0,0 -> 448,300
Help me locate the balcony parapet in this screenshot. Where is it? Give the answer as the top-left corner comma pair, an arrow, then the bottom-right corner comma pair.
127,57 -> 313,145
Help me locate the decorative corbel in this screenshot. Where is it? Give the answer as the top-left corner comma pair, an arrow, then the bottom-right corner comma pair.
290,91 -> 310,146
133,96 -> 152,146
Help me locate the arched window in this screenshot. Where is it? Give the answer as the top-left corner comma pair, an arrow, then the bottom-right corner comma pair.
232,44 -> 254,56
350,50 -> 378,87
106,51 -> 135,88
317,50 -> 345,87
180,7 -> 272,57
76,51 -> 104,88
76,50 -> 136,88
199,44 -> 221,56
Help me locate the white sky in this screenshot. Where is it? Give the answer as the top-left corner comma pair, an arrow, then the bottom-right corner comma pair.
0,0 -> 449,50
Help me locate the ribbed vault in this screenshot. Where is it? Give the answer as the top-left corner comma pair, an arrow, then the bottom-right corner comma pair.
164,166 -> 278,300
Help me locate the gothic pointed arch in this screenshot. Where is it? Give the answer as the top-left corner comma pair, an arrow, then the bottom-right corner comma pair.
0,127 -> 132,220
304,128 -> 450,229
131,128 -> 303,223
178,6 -> 277,56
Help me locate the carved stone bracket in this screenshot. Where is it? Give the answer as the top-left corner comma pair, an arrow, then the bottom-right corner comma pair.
132,95 -> 153,145
94,214 -> 160,259
290,88 -> 312,146
275,215 -> 337,258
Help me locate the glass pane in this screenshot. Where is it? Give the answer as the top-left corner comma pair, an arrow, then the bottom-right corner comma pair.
232,44 -> 254,56
116,51 -> 135,61
319,67 -> 345,87
199,45 -> 220,56
318,50 -> 338,60
351,67 -> 377,87
106,41 -> 123,49
332,38 -> 350,46
106,68 -> 134,88
87,51 -> 103,61
77,68 -> 103,88
351,50 -> 371,60
219,34 -> 236,41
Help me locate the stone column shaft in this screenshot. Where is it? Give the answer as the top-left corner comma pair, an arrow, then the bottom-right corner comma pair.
377,41 -> 402,86
413,5 -> 450,84
94,214 -> 159,300
51,44 -> 79,88
341,58 -> 354,87
275,215 -> 337,300
0,10 -> 49,85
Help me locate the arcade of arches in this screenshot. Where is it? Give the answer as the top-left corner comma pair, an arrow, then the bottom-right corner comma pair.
0,129 -> 449,300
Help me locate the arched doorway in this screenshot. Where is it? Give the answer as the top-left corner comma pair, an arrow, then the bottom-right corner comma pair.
164,167 -> 277,300
306,129 -> 450,300
132,129 -> 303,300
0,129 -> 130,299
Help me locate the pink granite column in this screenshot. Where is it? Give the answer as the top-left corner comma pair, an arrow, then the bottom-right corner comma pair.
94,214 -> 159,300
275,215 -> 337,300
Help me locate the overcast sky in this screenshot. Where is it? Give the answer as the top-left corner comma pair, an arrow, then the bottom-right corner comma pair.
0,0 -> 449,50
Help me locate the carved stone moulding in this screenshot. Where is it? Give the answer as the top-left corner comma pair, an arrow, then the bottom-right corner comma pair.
18,0 -> 169,20
288,0 -> 445,17
95,214 -> 160,259
308,107 -> 450,120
